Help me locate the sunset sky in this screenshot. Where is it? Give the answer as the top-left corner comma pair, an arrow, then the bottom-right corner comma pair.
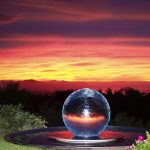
0,0 -> 150,82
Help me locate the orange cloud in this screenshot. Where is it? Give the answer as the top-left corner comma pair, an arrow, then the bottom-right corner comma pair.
70,62 -> 95,67
0,36 -> 149,81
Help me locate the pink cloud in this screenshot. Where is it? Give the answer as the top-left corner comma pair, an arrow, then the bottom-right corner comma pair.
3,0 -> 150,22
0,12 -> 24,25
0,36 -> 150,60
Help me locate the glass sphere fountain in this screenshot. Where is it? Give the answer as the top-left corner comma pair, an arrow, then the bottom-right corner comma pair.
62,88 -> 110,139
5,88 -> 148,150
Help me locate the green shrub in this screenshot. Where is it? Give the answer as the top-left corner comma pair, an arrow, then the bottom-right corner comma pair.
110,112 -> 135,126
0,104 -> 46,134
110,112 -> 150,128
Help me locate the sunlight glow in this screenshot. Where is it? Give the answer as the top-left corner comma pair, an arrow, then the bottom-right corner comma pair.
64,115 -> 105,124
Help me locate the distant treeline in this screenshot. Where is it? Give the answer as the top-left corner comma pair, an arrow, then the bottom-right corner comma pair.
0,82 -> 150,127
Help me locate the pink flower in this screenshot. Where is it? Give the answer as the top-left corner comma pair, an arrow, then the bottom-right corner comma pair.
138,136 -> 144,141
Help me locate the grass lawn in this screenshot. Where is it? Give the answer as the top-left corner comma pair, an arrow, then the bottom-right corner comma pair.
0,136 -> 43,150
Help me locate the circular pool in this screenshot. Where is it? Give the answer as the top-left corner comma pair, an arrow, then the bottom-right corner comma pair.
5,126 -> 148,150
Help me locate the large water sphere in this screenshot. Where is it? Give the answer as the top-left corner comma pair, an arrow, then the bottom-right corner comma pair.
62,88 -> 111,138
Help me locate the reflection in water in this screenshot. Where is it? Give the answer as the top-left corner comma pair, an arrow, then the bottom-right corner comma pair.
64,114 -> 106,124
6,127 -> 146,147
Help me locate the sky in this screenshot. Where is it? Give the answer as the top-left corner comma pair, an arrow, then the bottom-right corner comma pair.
0,0 -> 150,82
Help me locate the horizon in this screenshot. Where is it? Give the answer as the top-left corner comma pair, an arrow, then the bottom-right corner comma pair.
0,80 -> 150,93
0,1 -> 150,87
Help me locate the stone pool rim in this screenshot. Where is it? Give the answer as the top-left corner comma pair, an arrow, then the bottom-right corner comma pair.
4,126 -> 149,149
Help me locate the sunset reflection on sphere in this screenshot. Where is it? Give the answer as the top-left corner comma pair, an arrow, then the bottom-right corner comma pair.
62,88 -> 111,138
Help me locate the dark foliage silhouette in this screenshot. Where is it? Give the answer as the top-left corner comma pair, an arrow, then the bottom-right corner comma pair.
0,82 -> 150,127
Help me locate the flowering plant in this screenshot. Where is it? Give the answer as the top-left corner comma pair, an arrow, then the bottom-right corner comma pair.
127,131 -> 150,150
